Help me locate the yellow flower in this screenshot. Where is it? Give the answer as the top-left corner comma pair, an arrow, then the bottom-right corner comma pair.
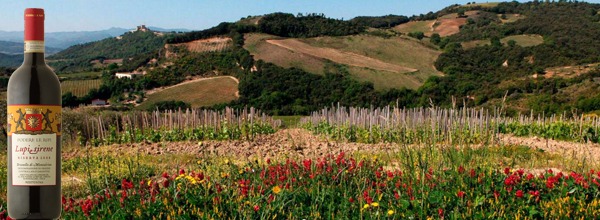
363,204 -> 370,209
135,208 -> 142,217
197,160 -> 202,165
387,210 -> 394,216
147,180 -> 152,186
371,202 -> 379,207
225,159 -> 230,165
272,185 -> 282,194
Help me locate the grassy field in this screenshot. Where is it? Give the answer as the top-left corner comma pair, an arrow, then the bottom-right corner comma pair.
272,115 -> 303,128
462,34 -> 544,49
244,33 -> 326,75
499,13 -> 525,23
393,21 -> 434,35
245,33 -> 442,90
2,106 -> 600,218
501,34 -> 544,47
61,79 -> 102,97
137,76 -> 238,109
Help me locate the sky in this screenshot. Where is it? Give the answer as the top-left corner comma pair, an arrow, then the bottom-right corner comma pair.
0,0 -> 598,32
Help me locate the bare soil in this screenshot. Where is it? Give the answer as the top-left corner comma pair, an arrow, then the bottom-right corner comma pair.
499,134 -> 600,162
63,128 -> 600,165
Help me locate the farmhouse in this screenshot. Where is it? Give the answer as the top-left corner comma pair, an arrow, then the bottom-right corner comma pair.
115,72 -> 143,79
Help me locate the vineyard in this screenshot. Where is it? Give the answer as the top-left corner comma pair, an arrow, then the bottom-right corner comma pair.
1,106 -> 600,219
165,37 -> 232,58
63,107 -> 281,146
301,105 -> 600,144
61,79 -> 102,97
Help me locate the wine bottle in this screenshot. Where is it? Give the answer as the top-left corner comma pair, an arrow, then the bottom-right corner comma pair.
6,8 -> 62,220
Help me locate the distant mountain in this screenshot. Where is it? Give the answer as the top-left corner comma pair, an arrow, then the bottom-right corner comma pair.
147,26 -> 191,33
0,40 -> 62,55
0,27 -> 129,49
0,53 -> 22,68
0,26 -> 191,49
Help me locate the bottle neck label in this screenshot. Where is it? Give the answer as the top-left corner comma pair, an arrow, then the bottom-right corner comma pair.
24,40 -> 45,53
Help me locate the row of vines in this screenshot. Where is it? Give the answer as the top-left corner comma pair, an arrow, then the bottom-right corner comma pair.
301,105 -> 600,144
63,107 -> 281,146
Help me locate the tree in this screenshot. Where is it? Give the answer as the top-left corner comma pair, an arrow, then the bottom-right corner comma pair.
408,31 -> 425,40
430,33 -> 441,45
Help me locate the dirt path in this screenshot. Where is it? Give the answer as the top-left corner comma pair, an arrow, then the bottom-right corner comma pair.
266,39 -> 418,73
499,134 -> 600,162
146,76 -> 239,96
62,129 -> 600,165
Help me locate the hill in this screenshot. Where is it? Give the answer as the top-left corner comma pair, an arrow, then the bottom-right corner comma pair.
137,76 -> 239,109
0,40 -> 62,55
47,29 -> 169,73
0,53 -> 21,67
244,33 -> 441,90
0,27 -> 129,49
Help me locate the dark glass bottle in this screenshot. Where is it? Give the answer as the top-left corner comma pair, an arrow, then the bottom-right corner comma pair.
7,8 -> 62,220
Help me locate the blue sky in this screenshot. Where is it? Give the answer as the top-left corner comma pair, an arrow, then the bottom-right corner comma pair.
0,0 -> 598,32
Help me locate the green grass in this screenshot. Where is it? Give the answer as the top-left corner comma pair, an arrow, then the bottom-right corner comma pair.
393,20 -> 434,35
137,76 -> 238,110
501,34 -> 544,47
462,34 -> 544,49
61,79 -> 102,97
273,115 -> 303,128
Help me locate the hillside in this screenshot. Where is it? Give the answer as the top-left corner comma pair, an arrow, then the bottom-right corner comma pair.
138,76 -> 239,109
0,53 -> 21,68
47,29 -> 169,73
244,33 -> 441,90
0,40 -> 62,55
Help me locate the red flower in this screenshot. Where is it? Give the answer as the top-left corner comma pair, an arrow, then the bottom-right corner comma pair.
493,190 -> 500,199
529,190 -> 540,197
303,159 -> 312,171
504,167 -> 511,175
163,179 -> 170,188
526,173 -> 534,181
254,205 -> 260,212
349,197 -> 355,203
469,169 -> 476,178
515,190 -> 523,198
517,169 -> 524,177
458,166 -> 465,174
179,169 -> 186,175
121,179 -> 133,190
457,191 -> 465,198
81,198 -> 94,216
438,208 -> 444,218
0,210 -> 6,220
162,172 -> 170,179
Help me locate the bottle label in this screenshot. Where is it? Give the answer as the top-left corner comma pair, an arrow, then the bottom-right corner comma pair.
7,105 -> 61,186
24,41 -> 44,53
